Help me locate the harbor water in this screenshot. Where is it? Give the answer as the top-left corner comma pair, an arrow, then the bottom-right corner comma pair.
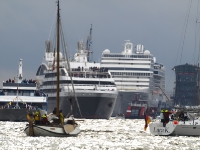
0,118 -> 200,150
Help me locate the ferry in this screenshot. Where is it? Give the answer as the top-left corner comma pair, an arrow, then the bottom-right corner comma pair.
0,59 -> 47,121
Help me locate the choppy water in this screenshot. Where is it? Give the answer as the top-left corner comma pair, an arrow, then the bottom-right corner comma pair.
0,118 -> 200,150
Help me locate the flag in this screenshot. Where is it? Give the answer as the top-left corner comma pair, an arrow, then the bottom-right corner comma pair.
144,112 -> 151,131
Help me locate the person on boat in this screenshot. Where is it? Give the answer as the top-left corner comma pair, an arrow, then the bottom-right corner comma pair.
179,111 -> 184,121
59,110 -> 65,125
41,114 -> 49,125
170,114 -> 174,120
184,112 -> 189,121
53,107 -> 57,114
34,110 -> 41,125
163,109 -> 172,126
160,109 -> 165,127
47,108 -> 59,123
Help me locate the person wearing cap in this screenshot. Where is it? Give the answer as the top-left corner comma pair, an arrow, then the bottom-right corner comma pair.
41,114 -> 49,125
34,109 -> 41,125
160,109 -> 165,127
163,109 -> 172,127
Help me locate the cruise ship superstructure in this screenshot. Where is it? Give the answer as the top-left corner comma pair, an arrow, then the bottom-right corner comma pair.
101,40 -> 165,118
36,40 -> 118,119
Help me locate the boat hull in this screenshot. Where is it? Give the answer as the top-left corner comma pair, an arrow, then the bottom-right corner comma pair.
47,91 -> 117,119
173,124 -> 200,136
24,124 -> 80,137
0,109 -> 29,121
149,122 -> 176,136
149,120 -> 200,136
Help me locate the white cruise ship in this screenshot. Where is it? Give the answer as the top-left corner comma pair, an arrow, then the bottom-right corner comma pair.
36,39 -> 118,119
101,40 -> 165,118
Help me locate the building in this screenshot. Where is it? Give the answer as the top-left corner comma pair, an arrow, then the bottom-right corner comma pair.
173,63 -> 200,106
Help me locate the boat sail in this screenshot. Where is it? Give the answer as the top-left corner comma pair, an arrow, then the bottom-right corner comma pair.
24,0 -> 81,137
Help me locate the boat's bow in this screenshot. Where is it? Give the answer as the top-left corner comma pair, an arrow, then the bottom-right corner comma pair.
149,121 -> 176,136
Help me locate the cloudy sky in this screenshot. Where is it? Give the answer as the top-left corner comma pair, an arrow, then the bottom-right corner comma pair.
0,0 -> 199,93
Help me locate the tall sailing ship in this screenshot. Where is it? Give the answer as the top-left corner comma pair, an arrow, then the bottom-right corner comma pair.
36,27 -> 118,119
101,40 -> 165,118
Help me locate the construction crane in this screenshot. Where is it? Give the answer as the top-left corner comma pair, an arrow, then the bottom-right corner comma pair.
159,86 -> 170,101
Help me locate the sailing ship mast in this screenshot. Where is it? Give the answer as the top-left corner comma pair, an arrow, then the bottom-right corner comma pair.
56,0 -> 60,116
25,0 -> 81,137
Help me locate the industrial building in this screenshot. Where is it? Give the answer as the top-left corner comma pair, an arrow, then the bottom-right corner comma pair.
173,63 -> 200,106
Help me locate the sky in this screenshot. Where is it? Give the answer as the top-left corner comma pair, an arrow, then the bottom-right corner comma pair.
0,0 -> 199,93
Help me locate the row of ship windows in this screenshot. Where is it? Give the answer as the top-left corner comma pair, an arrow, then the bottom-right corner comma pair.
45,72 -> 65,78
43,89 -> 61,93
101,62 -> 151,65
111,72 -> 152,76
108,68 -> 154,71
116,85 -> 149,87
45,72 -> 110,79
115,80 -> 149,82
43,80 -> 115,86
153,71 -> 165,76
102,54 -> 152,58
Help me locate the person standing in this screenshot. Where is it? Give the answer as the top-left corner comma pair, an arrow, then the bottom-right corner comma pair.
163,109 -> 172,127
34,110 -> 41,125
41,114 -> 49,125
160,109 -> 165,127
59,110 -> 65,125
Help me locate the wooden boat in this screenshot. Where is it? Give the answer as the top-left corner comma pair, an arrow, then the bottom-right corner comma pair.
24,115 -> 80,137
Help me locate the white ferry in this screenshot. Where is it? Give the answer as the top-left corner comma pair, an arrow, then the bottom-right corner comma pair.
0,59 -> 47,121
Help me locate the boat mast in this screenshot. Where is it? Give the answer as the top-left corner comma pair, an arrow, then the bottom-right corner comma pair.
16,59 -> 23,109
56,0 -> 60,116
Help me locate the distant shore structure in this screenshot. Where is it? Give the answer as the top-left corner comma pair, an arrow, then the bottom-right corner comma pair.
173,63 -> 200,106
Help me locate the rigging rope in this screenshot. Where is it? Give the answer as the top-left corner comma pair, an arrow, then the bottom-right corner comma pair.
195,0 -> 200,64
166,0 -> 193,91
48,8 -> 57,41
60,21 -> 83,118
194,0 -> 199,64
179,0 -> 193,65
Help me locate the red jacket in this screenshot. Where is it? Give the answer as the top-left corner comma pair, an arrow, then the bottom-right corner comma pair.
163,112 -> 172,119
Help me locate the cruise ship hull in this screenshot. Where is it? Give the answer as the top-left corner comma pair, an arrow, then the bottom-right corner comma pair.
0,109 -> 30,121
47,91 -> 118,119
112,91 -> 159,119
